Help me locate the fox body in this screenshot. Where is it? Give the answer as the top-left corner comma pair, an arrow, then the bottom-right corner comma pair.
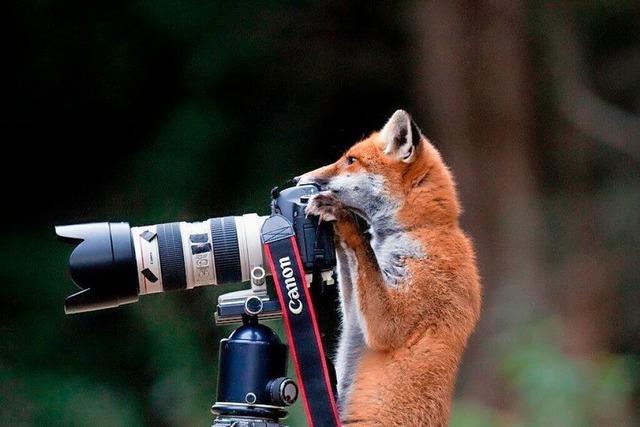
299,110 -> 481,426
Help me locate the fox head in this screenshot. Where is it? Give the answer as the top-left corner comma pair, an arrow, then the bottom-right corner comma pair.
296,110 -> 460,229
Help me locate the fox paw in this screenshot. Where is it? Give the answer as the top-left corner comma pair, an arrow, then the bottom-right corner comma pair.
305,191 -> 346,222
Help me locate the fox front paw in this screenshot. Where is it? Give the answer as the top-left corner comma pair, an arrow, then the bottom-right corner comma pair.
305,191 -> 346,222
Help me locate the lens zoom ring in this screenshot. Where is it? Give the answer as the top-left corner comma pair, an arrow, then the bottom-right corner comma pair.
157,222 -> 187,291
210,217 -> 242,284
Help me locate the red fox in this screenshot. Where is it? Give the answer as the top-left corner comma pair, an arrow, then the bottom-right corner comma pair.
297,110 -> 481,426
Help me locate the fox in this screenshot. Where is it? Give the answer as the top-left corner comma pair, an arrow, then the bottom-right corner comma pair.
296,110 -> 481,426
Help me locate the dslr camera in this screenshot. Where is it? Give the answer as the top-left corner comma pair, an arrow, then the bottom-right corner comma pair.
56,183 -> 335,317
56,183 -> 339,426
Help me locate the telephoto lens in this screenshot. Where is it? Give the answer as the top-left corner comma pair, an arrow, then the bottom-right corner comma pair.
56,183 -> 335,315
56,214 -> 266,314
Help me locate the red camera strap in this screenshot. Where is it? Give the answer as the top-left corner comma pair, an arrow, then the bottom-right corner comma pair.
261,214 -> 341,427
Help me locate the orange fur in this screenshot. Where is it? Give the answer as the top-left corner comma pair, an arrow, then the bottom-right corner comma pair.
301,114 -> 481,426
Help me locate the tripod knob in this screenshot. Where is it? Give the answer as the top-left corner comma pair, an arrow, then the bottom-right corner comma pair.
268,377 -> 298,406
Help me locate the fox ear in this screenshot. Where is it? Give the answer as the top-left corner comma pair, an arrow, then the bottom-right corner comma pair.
378,109 -> 423,163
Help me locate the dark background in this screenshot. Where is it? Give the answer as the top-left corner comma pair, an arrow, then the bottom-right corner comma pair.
2,1 -> 639,426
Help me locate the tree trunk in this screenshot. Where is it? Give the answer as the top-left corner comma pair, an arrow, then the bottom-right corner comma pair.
410,0 -> 546,409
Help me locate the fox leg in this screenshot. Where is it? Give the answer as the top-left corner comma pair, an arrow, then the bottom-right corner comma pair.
333,245 -> 366,412
306,192 -> 415,351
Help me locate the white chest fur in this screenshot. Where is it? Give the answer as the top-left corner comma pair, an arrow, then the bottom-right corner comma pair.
371,230 -> 424,287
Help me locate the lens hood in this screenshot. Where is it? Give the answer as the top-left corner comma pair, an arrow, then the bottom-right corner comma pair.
55,222 -> 139,314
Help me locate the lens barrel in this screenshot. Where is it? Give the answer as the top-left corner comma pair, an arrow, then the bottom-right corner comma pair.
57,214 -> 265,314
156,222 -> 187,291
210,217 -> 242,284
56,184 -> 330,314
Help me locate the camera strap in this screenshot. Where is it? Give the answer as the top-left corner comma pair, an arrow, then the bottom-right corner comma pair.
261,214 -> 342,427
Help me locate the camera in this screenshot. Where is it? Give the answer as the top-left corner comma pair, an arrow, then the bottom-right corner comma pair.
56,183 -> 339,426
56,183 -> 336,315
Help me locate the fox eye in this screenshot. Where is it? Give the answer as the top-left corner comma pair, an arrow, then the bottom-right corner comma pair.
346,156 -> 357,165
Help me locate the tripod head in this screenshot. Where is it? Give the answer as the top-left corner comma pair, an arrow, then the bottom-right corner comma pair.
212,309 -> 298,427
214,266 -> 283,325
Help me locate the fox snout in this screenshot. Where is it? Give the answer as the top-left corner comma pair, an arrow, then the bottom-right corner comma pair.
294,166 -> 334,189
293,176 -> 329,188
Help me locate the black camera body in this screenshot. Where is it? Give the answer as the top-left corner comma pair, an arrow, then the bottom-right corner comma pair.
271,184 -> 336,275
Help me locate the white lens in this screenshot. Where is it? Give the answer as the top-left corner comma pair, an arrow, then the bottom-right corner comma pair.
132,214 -> 268,295
235,214 -> 267,283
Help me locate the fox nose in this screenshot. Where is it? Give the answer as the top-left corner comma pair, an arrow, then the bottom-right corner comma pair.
296,175 -> 329,190
294,174 -> 329,188
294,173 -> 314,185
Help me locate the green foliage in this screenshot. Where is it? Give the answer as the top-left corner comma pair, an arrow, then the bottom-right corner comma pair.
503,323 -> 633,426
452,321 -> 637,427
0,368 -> 144,427
451,401 -> 506,427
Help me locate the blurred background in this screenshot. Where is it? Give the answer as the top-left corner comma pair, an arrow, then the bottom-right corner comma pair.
2,1 -> 639,426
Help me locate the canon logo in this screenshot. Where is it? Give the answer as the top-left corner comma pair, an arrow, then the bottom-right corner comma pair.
278,256 -> 303,315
